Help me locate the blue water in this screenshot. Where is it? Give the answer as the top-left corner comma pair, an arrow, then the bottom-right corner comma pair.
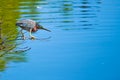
0,0 -> 120,80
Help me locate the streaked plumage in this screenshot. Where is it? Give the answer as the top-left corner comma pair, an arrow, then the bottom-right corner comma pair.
16,19 -> 51,39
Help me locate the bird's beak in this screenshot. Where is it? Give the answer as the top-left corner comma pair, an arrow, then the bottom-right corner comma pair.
42,28 -> 51,32
37,23 -> 51,32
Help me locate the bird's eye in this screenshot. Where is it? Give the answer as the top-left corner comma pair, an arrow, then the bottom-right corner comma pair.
20,24 -> 23,26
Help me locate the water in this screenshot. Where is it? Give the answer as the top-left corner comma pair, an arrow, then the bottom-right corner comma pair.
0,0 -> 120,80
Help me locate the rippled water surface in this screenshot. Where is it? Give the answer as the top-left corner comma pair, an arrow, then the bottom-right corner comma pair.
0,0 -> 120,80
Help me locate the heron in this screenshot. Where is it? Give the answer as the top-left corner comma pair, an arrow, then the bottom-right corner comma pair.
16,19 -> 51,39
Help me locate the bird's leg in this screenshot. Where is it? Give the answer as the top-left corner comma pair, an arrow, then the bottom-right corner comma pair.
20,29 -> 26,39
29,29 -> 35,39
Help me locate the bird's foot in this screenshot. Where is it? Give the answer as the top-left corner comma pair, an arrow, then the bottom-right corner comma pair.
30,36 -> 36,40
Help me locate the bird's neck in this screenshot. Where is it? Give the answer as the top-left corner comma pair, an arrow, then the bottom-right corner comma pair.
32,26 -> 38,32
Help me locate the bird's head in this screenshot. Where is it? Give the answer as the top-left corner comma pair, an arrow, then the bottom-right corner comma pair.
16,22 -> 24,27
16,20 -> 26,27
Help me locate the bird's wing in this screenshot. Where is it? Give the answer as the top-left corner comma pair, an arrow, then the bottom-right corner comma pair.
22,19 -> 36,28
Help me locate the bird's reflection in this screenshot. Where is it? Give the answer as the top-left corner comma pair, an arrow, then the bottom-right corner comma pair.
17,35 -> 51,41
34,36 -> 51,41
0,25 -> 30,72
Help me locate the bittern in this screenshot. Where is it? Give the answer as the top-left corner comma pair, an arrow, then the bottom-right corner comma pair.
16,19 -> 51,39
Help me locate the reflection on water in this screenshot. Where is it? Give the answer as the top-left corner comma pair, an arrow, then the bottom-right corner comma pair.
59,0 -> 101,30
19,0 -> 42,20
1,0 -> 120,80
0,0 -> 29,73
1,0 -> 101,76
19,0 -> 101,30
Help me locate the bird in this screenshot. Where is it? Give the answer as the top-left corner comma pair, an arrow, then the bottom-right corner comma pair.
16,19 -> 51,39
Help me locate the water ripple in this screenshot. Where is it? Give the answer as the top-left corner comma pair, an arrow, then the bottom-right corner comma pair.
17,0 -> 101,30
